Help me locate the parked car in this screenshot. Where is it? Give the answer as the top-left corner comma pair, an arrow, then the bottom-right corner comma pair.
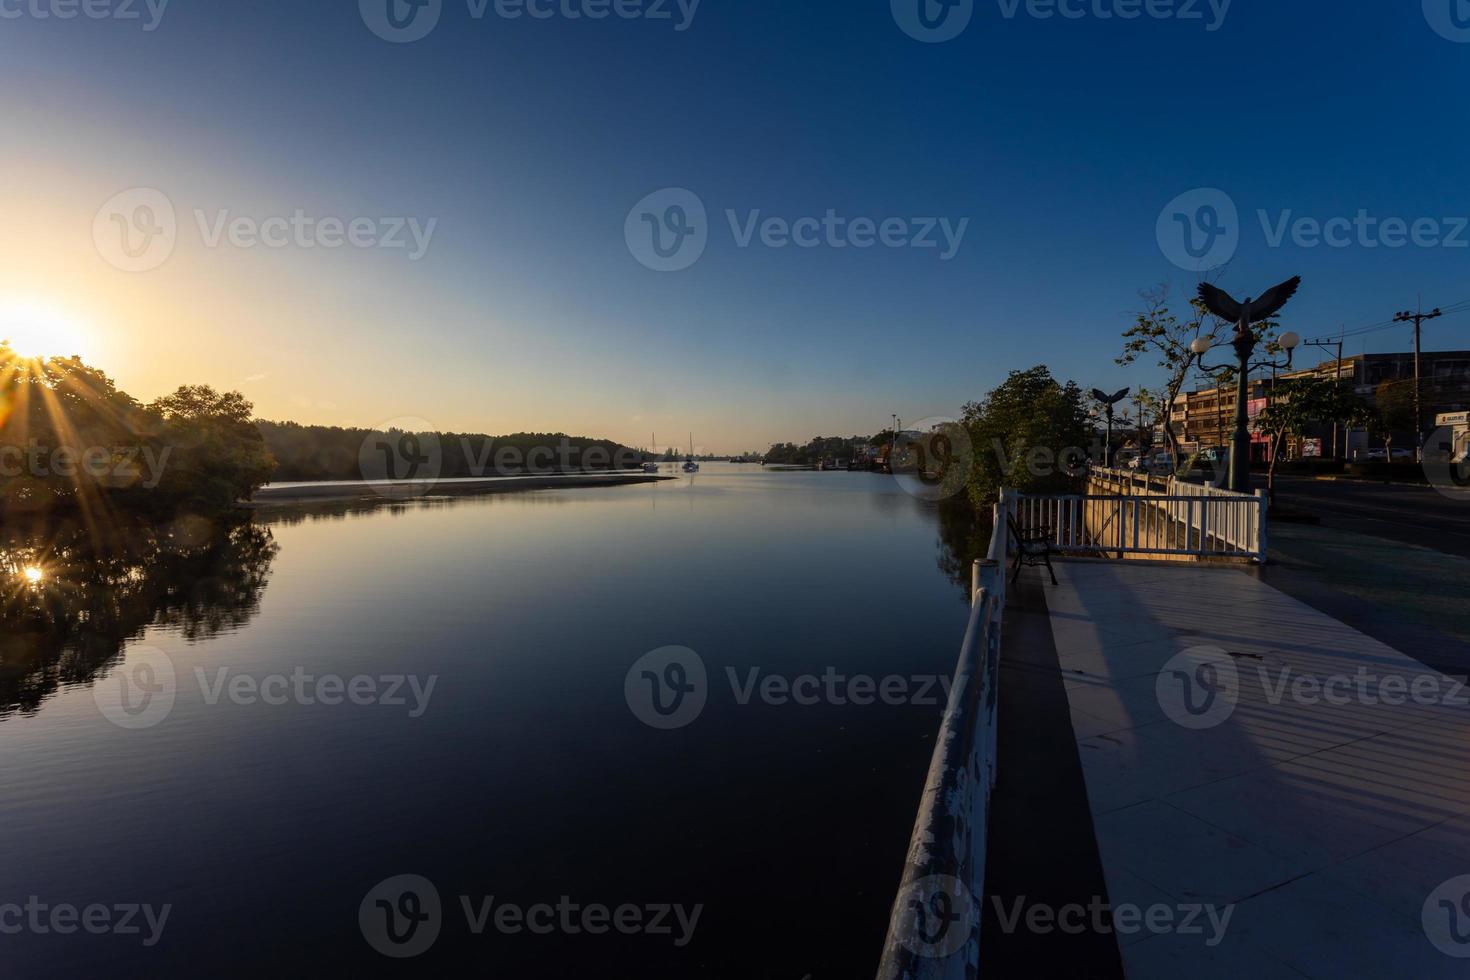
1150,452 -> 1174,472
1364,448 -> 1415,461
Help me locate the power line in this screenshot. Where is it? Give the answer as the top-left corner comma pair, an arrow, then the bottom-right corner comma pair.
1305,299 -> 1470,345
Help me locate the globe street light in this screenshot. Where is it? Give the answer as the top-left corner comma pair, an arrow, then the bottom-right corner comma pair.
1195,278 -> 1304,493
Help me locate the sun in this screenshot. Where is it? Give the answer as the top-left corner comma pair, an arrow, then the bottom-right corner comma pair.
0,300 -> 93,361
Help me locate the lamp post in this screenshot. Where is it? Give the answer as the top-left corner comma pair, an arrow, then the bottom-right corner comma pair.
1193,277 -> 1304,493
1090,387 -> 1129,468
1192,329 -> 1300,492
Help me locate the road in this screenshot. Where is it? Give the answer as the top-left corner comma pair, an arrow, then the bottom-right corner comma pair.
1256,475 -> 1470,674
1269,474 -> 1470,558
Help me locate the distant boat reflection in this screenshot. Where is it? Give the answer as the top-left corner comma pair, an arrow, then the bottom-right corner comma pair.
0,515 -> 278,719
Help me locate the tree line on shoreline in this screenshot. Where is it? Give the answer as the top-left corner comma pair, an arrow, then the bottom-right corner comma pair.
0,347 -> 641,519
1,348 -> 274,516
258,421 -> 640,483
761,434 -> 891,466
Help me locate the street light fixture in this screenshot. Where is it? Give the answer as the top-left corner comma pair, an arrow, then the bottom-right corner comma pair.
1194,277 -> 1304,493
1089,387 -> 1129,467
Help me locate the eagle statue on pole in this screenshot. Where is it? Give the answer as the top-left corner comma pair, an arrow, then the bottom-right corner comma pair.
1197,276 -> 1302,345
1090,387 -> 1129,407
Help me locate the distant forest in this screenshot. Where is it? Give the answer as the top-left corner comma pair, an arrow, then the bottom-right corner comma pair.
258,421 -> 642,482
1,347 -> 646,516
763,433 -> 890,466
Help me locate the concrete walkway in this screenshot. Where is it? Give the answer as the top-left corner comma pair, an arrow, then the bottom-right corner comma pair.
1044,561 -> 1470,979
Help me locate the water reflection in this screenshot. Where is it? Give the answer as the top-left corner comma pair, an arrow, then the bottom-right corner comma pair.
0,515 -> 278,718
253,491 -> 585,527
3,466 -> 973,978
934,494 -> 994,597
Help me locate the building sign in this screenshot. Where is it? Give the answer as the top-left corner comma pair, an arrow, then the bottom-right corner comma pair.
1248,398 -> 1269,444
1437,412 -> 1469,428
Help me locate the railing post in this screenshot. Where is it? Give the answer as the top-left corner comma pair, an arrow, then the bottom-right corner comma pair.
1200,496 -> 1210,553
1255,488 -> 1269,563
977,558 -> 1001,608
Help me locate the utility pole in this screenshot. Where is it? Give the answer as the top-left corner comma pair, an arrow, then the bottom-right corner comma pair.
1132,392 -> 1148,451
1393,303 -> 1442,461
1303,330 -> 1346,458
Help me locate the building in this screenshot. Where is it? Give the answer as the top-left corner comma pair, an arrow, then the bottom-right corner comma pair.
1171,380 -> 1268,456
1283,350 -> 1470,457
1167,351 -> 1470,460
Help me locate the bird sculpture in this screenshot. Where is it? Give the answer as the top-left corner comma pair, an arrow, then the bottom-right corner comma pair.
1197,277 -> 1302,342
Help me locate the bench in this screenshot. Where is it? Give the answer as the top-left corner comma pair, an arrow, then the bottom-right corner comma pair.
1006,512 -> 1058,586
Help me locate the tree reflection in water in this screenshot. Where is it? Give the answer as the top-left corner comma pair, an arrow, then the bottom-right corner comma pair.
934,494 -> 995,599
0,514 -> 278,718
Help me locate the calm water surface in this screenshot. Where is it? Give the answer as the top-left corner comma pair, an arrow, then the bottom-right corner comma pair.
0,465 -> 972,978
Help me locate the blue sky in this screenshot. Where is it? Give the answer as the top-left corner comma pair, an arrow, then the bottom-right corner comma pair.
3,1 -> 1468,451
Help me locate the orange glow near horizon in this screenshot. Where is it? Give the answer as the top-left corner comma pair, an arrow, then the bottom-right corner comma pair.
0,299 -> 94,362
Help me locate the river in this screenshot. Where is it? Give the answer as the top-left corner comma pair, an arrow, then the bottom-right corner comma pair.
0,464 -> 973,978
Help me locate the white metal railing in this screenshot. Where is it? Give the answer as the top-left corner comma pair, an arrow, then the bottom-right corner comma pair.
1013,475 -> 1266,563
1160,479 -> 1265,556
1088,463 -> 1170,495
876,499 -> 1008,979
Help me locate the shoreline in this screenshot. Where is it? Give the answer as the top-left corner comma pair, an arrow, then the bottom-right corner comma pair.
246,473 -> 674,506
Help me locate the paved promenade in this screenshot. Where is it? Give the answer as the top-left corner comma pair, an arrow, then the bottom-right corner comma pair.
1036,561 -> 1470,978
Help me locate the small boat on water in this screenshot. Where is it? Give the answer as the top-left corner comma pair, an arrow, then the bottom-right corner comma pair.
683,433 -> 700,473
642,433 -> 661,473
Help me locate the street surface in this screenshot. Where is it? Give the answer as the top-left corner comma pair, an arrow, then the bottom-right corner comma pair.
1269,475 -> 1470,558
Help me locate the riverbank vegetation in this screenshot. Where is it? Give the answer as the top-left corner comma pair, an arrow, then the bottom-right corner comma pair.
258,421 -> 640,482
936,365 -> 1092,594
0,346 -> 640,519
761,434 -> 886,466
1,347 -> 275,517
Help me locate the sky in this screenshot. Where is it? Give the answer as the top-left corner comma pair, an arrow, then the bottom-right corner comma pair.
2,0 -> 1469,453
